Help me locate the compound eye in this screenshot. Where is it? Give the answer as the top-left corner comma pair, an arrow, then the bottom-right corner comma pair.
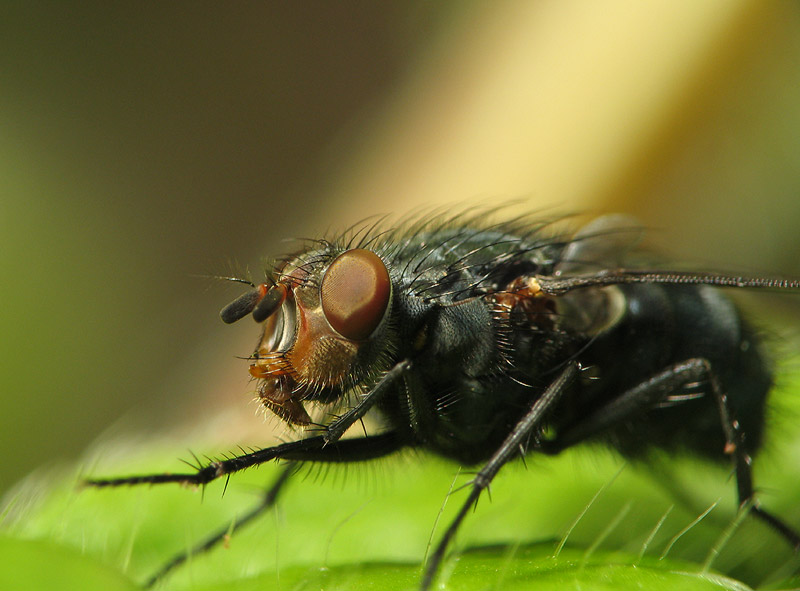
321,249 -> 391,341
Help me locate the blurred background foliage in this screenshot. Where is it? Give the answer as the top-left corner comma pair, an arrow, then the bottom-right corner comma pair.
2,0 -> 800,517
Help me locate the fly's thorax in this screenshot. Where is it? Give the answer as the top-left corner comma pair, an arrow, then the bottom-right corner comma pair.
241,248 -> 396,425
411,296 -> 502,378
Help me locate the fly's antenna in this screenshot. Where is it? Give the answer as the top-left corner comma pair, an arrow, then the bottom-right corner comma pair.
189,273 -> 257,288
210,275 -> 257,288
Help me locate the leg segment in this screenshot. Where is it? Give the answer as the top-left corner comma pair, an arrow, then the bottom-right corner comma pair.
542,359 -> 710,453
87,360 -> 412,489
85,361 -> 413,586
323,360 -> 412,442
542,358 -> 800,550
85,431 -> 404,488
420,361 -> 580,591
143,463 -> 295,588
86,432 -> 406,587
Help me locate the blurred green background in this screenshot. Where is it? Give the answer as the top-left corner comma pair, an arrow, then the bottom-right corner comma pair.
1,3 -> 455,492
3,0 -> 800,502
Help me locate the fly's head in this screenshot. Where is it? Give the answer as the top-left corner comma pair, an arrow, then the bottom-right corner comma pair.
220,248 -> 394,426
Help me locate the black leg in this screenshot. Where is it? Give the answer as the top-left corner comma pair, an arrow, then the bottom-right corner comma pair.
85,431 -> 404,488
86,361 -> 412,490
542,358 -> 800,550
144,462 -> 295,588
420,361 -> 580,591
705,365 -> 800,550
323,360 -> 412,442
85,432 -> 406,587
84,361 -> 412,587
542,359 -> 711,452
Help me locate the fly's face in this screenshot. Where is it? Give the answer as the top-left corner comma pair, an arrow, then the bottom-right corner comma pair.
220,248 -> 393,425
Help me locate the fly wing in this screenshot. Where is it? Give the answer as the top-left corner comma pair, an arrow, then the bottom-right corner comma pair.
553,215 -> 644,335
555,214 -> 644,277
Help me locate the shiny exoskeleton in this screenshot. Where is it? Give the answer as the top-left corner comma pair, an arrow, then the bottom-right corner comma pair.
87,212 -> 800,589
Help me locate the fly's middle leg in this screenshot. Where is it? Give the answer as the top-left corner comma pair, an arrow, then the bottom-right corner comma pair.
421,361 -> 580,591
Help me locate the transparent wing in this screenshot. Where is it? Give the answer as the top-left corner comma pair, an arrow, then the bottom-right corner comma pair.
555,214 -> 644,277
553,215 -> 644,335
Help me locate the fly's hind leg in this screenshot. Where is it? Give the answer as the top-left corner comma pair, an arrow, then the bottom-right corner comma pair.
541,358 -> 800,550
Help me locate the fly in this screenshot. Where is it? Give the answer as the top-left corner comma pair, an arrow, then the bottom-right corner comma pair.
86,210 -> 800,589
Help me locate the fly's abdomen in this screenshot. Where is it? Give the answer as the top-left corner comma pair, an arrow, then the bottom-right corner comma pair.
577,283 -> 773,460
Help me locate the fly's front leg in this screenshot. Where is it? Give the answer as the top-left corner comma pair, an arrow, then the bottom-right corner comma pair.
85,435 -> 330,488
541,358 -> 800,550
84,361 -> 412,587
85,432 -> 406,587
84,432 -> 404,488
86,360 -> 413,489
141,433 -> 407,587
421,362 -> 580,591
323,360 -> 412,443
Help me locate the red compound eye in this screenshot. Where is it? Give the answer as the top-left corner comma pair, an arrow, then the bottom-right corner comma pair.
321,249 -> 390,341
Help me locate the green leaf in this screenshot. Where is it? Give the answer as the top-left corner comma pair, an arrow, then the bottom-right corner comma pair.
0,535 -> 138,591
3,365 -> 800,590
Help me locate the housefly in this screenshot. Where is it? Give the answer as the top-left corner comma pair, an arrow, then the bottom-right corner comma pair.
86,210 -> 800,589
